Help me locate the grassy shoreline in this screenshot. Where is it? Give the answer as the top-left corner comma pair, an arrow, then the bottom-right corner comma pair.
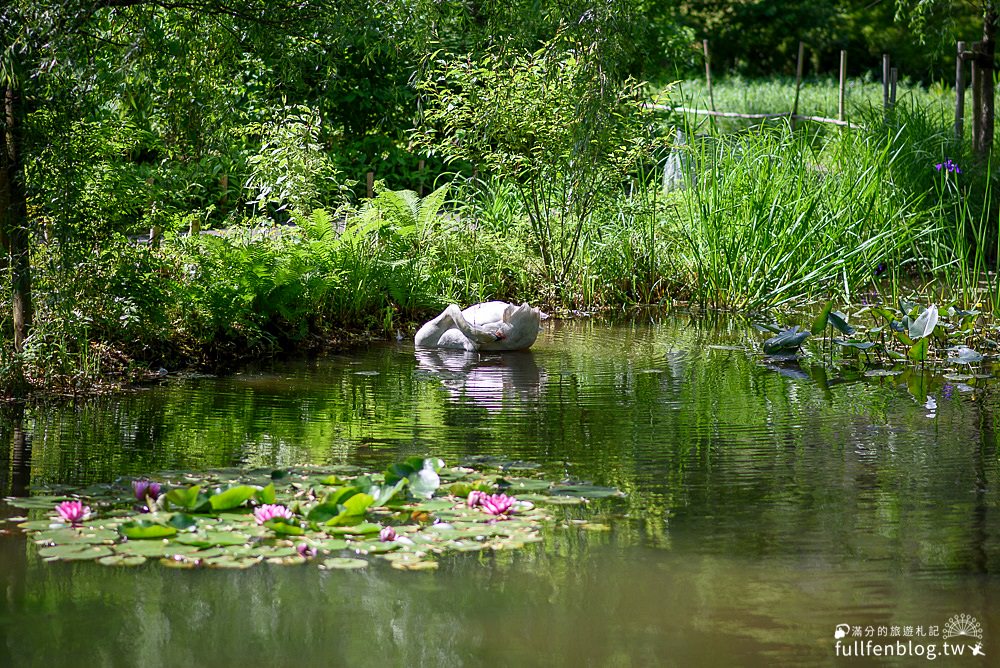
3,77 -> 997,398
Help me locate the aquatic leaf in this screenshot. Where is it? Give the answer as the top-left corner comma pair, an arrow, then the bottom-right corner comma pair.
909,304 -> 938,340
810,300 -> 834,335
409,467 -> 441,500
410,499 -> 457,512
264,518 -> 305,536
834,340 -> 877,351
255,483 -> 277,505
119,521 -> 178,540
323,522 -> 381,536
551,484 -> 623,498
38,544 -> 114,561
203,556 -> 260,569
354,541 -> 401,554
98,555 -> 147,567
209,485 -> 257,511
318,539 -> 350,551
17,520 -> 60,530
907,337 -> 929,362
34,527 -> 118,544
763,326 -> 810,354
174,531 -> 249,547
948,346 -> 983,365
4,495 -> 74,510
165,486 -> 208,512
366,479 -> 408,507
390,558 -> 438,571
499,478 -> 552,493
864,369 -> 903,377
828,311 -> 855,336
534,496 -> 586,505
321,557 -> 368,570
168,513 -> 198,531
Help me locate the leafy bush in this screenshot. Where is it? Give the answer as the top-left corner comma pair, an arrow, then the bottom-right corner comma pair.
414,29 -> 663,300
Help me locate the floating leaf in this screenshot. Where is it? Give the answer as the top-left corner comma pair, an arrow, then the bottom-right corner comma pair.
98,555 -> 147,567
38,544 -> 114,561
324,522 -> 381,536
168,513 -> 199,531
4,495 -> 74,510
551,484 -> 623,498
264,518 -> 305,536
321,557 -> 368,570
119,521 -> 178,540
208,485 -> 257,511
499,478 -> 552,493
948,346 -> 983,365
834,340 -> 877,351
174,531 -> 249,547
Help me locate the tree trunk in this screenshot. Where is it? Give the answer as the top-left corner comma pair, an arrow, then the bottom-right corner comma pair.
973,7 -> 997,160
1,84 -> 33,352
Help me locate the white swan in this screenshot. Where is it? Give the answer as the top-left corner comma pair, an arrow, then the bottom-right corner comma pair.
414,302 -> 545,351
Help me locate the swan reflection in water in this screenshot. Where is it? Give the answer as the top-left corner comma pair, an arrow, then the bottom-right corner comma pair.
414,348 -> 547,410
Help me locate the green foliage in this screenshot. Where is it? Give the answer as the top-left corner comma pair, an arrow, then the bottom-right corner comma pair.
414,29 -> 662,299
245,106 -> 350,221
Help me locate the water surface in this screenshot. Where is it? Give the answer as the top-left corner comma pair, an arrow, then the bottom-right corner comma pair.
2,315 -> 998,666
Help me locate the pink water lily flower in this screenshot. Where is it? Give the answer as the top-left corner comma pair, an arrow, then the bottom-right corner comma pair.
55,500 -> 90,525
379,526 -> 397,542
480,493 -> 516,516
467,490 -> 488,508
254,504 -> 294,525
296,543 -> 317,558
131,479 -> 162,502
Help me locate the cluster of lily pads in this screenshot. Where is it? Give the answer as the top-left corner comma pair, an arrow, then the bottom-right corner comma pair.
759,299 -> 989,368
6,457 -> 623,571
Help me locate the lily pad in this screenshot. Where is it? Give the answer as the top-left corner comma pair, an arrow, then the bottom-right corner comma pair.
174,531 -> 249,547
321,557 -> 368,570
551,484 -> 623,498
34,527 -> 118,544
98,554 -> 148,567
38,544 -> 114,561
119,521 -> 178,540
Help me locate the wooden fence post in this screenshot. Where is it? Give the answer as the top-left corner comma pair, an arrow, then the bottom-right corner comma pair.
838,50 -> 847,123
882,54 -> 890,112
890,67 -> 898,108
366,171 -> 374,199
703,39 -> 716,112
791,41 -> 805,129
955,41 -> 966,141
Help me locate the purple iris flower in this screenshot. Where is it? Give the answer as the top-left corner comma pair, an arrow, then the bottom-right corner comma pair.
935,159 -> 961,174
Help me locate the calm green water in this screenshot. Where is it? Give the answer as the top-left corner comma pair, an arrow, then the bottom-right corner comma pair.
2,315 -> 999,666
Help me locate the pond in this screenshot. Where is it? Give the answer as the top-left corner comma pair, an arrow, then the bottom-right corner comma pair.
1,314 -> 998,666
